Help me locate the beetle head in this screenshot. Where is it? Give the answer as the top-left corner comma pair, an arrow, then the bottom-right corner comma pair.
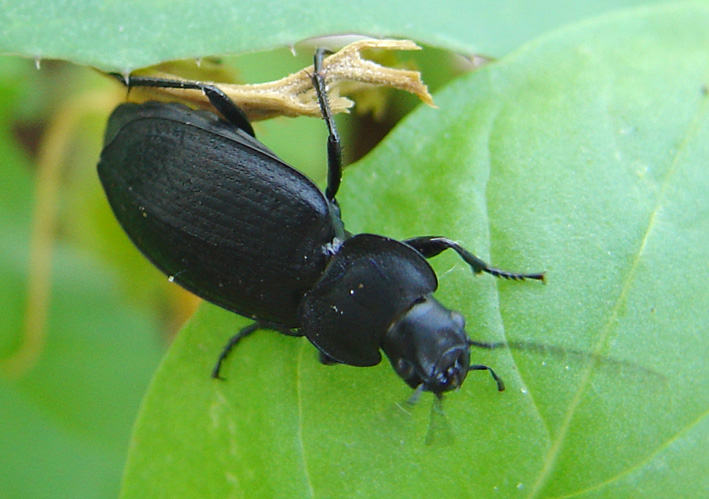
382,296 -> 472,395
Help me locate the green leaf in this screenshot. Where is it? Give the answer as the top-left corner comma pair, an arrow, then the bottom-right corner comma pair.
123,3 -> 709,497
0,59 -> 165,497
0,0 -> 687,71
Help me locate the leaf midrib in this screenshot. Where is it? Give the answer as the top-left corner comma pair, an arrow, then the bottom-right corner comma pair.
526,75 -> 709,499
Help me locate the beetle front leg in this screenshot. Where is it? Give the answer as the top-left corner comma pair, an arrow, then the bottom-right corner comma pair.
311,48 -> 343,204
403,236 -> 545,281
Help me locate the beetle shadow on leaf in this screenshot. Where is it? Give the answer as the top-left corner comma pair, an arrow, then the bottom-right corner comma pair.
424,396 -> 455,447
474,339 -> 668,393
373,392 -> 456,447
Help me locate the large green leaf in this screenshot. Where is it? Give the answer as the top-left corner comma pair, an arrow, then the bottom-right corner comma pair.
121,3 -> 709,497
0,0 -> 689,71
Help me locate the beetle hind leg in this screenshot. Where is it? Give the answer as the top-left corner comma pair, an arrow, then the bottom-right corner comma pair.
212,321 -> 301,379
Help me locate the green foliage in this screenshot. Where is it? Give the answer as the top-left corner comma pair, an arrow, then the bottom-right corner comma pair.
0,61 -> 164,497
1,1 -> 707,498
0,0 -> 677,70
124,4 -> 709,497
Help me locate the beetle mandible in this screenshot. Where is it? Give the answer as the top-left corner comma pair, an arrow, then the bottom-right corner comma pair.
98,49 -> 544,397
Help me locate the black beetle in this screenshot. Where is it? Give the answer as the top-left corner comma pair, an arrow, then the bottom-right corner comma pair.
98,50 -> 544,397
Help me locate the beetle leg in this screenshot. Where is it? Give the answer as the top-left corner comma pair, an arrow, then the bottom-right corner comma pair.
311,48 -> 343,204
403,236 -> 545,282
211,321 -> 301,380
109,73 -> 255,137
468,364 -> 506,391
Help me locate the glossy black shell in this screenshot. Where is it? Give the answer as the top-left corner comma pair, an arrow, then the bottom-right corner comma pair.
300,234 -> 438,366
98,102 -> 340,326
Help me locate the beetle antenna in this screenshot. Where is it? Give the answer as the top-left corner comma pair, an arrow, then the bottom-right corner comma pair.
468,364 -> 505,391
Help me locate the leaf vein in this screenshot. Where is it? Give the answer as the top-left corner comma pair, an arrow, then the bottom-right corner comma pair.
527,91 -> 708,498
554,408 -> 709,498
484,106 -> 551,441
296,341 -> 315,497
